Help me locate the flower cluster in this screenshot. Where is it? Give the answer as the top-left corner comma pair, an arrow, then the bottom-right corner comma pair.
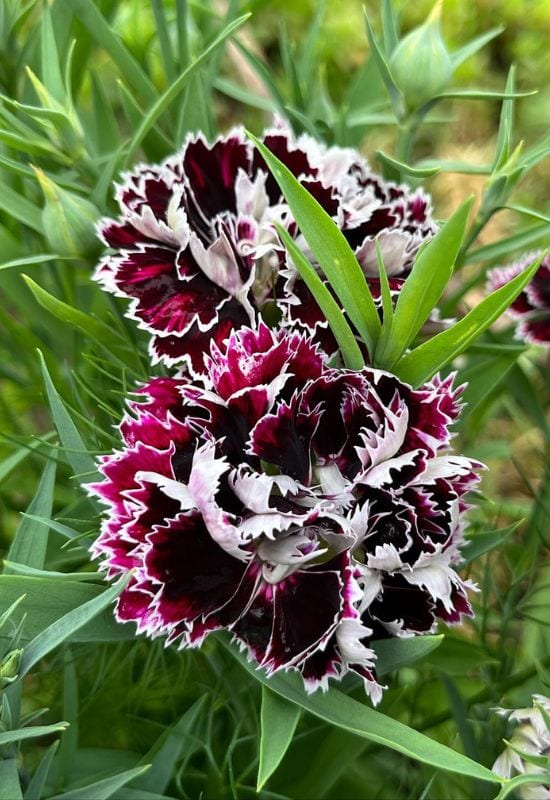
95,124 -> 435,372
487,251 -> 550,345
91,324 -> 481,702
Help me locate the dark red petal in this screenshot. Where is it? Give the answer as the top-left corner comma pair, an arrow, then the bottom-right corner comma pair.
146,513 -> 249,626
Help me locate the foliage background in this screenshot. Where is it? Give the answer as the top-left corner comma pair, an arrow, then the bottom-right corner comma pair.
0,1 -> 548,799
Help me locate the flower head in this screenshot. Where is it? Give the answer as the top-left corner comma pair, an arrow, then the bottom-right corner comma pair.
95,124 -> 435,372
487,251 -> 550,345
493,695 -> 550,799
91,324 -> 481,702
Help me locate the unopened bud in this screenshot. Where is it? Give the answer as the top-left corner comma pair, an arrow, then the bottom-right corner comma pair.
390,1 -> 452,112
33,167 -> 100,258
0,648 -> 22,688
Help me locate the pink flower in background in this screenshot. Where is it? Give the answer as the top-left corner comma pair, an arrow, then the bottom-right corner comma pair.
95,124 -> 435,372
487,251 -> 550,345
90,324 -> 481,703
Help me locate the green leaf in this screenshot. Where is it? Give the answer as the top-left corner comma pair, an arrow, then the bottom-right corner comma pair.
376,149 -> 440,178
49,766 -> 151,800
39,1 -> 65,104
0,183 -> 44,233
459,351 -> 522,426
275,224 -> 364,370
0,254 -> 72,272
24,277 -> 126,353
381,0 -> 399,56
493,66 -> 516,169
433,89 -> 536,101
257,685 -> 301,790
372,635 -> 444,676
0,759 -> 23,800
213,77 -> 276,112
5,458 -> 56,572
24,742 -> 59,800
0,722 -> 68,747
376,198 -> 473,368
70,0 -> 157,104
18,573 -> 130,678
393,252 -> 544,386
461,522 -> 520,563
494,773 -> 550,800
363,9 -> 404,117
503,204 -> 550,224
451,27 -> 504,68
124,14 -> 250,165
463,223 -> 549,265
222,640 -> 502,784
134,696 -> 208,793
232,39 -> 287,117
3,563 -> 101,581
250,133 -> 381,355
0,576 -> 135,643
0,435 -> 53,484
426,637 -> 499,674
38,351 -> 99,486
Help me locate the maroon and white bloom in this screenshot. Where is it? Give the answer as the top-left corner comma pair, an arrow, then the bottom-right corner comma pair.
95,123 -> 435,371
487,251 -> 550,345
90,324 -> 481,702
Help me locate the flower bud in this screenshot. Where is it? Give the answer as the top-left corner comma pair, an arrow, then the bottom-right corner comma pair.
0,648 -> 22,689
389,1 -> 452,112
33,167 -> 100,258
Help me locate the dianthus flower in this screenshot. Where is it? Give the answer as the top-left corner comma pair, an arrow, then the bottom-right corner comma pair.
487,251 -> 550,345
91,324 -> 481,703
95,123 -> 435,371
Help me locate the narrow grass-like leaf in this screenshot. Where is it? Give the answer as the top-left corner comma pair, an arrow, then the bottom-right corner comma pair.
463,223 -> 549,265
222,640 -> 502,784
49,766 -> 151,800
134,696 -> 208,792
504,204 -> 550,224
257,686 -> 301,790
493,772 -> 550,800
0,184 -> 44,233
381,0 -> 399,55
372,635 -> 444,676
376,198 -> 472,368
18,573 -> 130,678
124,14 -> 250,165
460,352 -> 521,422
251,133 -> 381,354
19,514 -> 83,541
40,2 -> 65,103
0,576 -> 134,643
3,563 -> 101,581
376,150 -> 440,178
71,0 -> 157,104
232,38 -> 287,117
393,252 -> 544,386
0,722 -> 68,746
6,458 -> 56,572
275,224 -> 364,370
38,350 -> 99,485
493,66 -> 516,169
451,27 -> 504,68
24,742 -> 59,800
432,89 -> 536,101
0,254 -> 71,272
0,759 -> 23,800
213,77 -> 276,112
375,241 -> 394,351
0,435 -> 54,483
24,277 -> 126,351
363,10 -> 403,115
461,522 -> 520,564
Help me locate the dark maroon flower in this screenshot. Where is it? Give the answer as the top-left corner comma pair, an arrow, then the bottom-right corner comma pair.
95,123 -> 436,372
90,325 -> 482,702
487,251 -> 550,345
